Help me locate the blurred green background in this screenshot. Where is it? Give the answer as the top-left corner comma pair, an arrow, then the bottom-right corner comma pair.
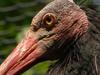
0,0 -> 99,75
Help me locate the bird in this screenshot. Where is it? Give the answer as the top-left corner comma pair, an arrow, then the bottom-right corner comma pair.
0,0 -> 100,75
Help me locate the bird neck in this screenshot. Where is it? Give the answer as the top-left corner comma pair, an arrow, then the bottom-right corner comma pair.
46,26 -> 99,75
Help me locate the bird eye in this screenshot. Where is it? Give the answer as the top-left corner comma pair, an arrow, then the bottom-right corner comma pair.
42,13 -> 56,29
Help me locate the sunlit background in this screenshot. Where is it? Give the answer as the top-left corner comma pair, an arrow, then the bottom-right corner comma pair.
0,0 -> 99,75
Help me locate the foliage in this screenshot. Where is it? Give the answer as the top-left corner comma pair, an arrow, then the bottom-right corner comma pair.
75,0 -> 92,6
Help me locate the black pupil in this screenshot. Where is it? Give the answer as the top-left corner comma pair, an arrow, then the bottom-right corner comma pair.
46,16 -> 52,23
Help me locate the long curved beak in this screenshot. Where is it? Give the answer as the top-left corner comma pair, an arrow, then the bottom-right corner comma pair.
0,30 -> 48,75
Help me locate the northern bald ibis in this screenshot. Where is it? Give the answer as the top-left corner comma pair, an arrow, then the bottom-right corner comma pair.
0,0 -> 100,75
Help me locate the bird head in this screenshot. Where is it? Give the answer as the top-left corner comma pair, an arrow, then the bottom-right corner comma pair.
0,0 -> 89,75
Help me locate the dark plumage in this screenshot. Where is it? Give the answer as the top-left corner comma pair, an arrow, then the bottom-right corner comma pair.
0,0 -> 100,75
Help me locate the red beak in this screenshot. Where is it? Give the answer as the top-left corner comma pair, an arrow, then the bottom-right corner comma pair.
0,31 -> 47,75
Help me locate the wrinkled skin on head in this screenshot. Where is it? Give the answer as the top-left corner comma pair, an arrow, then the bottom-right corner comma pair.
0,0 -> 89,75
30,0 -> 89,58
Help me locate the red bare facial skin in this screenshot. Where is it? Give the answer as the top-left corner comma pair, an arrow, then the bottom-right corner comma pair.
0,31 -> 47,75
